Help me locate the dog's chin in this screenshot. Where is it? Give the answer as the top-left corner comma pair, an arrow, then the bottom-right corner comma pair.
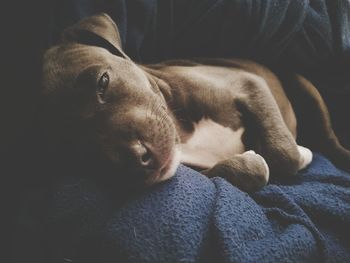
145,148 -> 181,186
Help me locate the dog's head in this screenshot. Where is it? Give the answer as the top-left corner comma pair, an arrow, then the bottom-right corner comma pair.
42,13 -> 179,186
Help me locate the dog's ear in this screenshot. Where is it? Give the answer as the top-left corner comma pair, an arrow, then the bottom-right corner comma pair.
62,13 -> 130,59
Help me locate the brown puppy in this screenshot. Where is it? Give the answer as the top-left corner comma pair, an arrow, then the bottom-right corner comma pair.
42,13 -> 350,192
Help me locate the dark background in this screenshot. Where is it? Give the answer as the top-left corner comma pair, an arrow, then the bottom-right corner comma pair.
3,1 -> 50,260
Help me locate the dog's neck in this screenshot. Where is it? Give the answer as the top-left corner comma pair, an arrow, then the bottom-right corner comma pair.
140,65 -> 198,140
140,65 -> 173,103
140,64 -> 247,170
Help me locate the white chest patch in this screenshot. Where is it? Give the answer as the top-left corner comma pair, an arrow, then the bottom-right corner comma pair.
178,118 -> 245,169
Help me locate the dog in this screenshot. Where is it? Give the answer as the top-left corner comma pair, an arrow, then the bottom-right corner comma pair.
41,13 -> 350,192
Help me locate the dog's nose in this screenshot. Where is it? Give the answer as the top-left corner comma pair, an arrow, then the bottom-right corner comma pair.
130,141 -> 155,168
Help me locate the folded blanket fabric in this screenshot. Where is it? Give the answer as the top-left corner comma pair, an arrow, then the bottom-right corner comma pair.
14,154 -> 350,263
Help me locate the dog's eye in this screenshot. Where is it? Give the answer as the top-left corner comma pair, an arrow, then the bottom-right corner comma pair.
97,72 -> 109,103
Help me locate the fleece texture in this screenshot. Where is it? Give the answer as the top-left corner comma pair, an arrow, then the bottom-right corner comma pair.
13,154 -> 350,262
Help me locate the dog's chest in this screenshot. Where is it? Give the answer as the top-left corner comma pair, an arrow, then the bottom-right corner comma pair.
178,118 -> 245,169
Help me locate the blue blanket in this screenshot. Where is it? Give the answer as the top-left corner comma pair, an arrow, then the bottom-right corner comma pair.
14,154 -> 349,262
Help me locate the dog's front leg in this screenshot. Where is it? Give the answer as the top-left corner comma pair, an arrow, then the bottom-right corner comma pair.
202,74 -> 303,192
234,75 -> 305,178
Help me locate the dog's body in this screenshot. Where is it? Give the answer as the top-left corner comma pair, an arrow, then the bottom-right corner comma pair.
42,14 -> 350,192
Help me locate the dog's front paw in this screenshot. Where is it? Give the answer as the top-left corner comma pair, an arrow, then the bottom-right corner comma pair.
203,151 -> 270,192
297,145 -> 313,170
243,150 -> 270,180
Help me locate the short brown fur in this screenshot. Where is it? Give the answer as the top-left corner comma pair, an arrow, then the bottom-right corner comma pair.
42,13 -> 350,192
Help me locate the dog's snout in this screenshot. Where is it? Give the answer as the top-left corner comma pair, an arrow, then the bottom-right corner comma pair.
130,140 -> 155,169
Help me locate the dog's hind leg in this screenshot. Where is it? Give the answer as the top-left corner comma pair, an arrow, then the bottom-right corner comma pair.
282,74 -> 350,173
